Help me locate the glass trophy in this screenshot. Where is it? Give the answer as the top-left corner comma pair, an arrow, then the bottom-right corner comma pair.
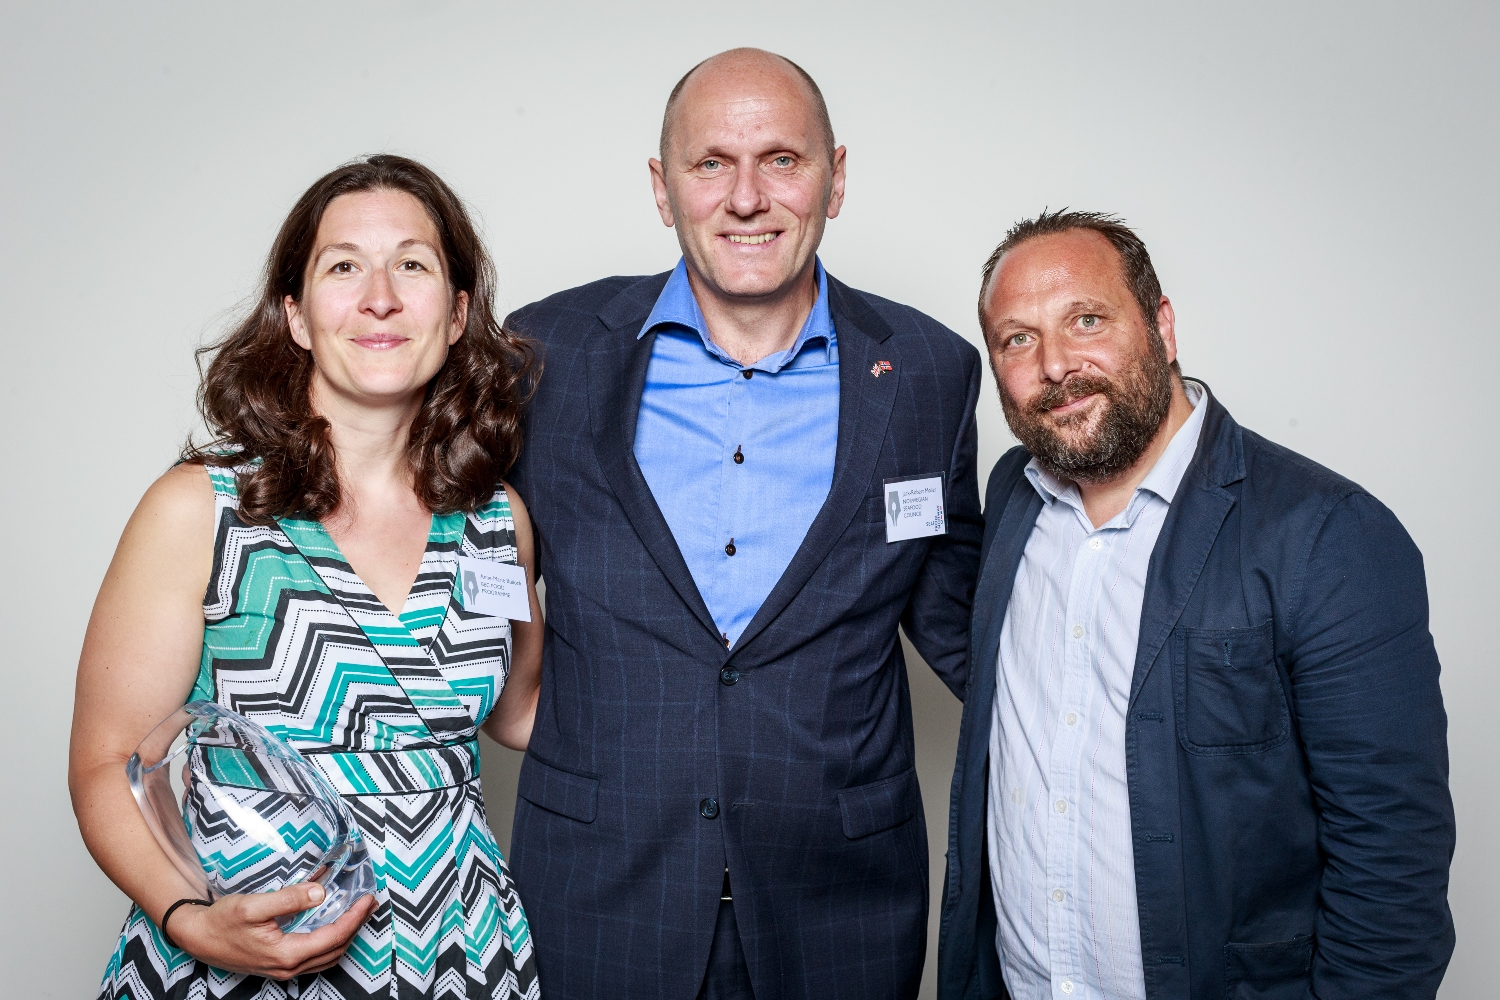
127,700 -> 376,933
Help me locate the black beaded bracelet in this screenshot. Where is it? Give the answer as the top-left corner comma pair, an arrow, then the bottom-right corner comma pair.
160,897 -> 212,950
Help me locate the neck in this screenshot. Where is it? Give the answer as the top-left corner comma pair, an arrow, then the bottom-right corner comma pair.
685,261 -> 820,366
1076,377 -> 1195,528
308,374 -> 425,523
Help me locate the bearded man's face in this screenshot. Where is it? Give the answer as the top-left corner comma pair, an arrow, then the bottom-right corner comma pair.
982,229 -> 1179,484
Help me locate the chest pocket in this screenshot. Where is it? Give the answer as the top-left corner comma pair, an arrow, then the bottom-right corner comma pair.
1172,619 -> 1289,754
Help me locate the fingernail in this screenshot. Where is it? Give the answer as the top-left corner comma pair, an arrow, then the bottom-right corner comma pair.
308,884 -> 325,904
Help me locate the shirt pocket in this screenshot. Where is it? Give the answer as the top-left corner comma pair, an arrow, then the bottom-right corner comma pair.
1172,619 -> 1290,755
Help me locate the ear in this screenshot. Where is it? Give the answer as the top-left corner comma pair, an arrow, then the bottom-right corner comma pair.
448,290 -> 469,346
826,145 -> 848,220
1155,296 -> 1178,365
285,295 -> 312,351
648,158 -> 675,228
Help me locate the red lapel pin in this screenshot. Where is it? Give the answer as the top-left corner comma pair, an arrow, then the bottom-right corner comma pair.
870,360 -> 893,378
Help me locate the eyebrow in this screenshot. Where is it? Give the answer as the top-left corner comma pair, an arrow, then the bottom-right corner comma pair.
312,238 -> 443,263
1063,298 -> 1114,314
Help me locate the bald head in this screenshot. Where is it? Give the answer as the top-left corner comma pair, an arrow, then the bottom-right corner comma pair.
659,48 -> 836,164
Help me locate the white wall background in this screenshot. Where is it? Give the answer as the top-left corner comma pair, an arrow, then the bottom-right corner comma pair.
2,2 -> 1494,997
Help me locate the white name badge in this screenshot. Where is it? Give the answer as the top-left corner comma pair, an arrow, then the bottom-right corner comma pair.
455,556 -> 532,622
884,474 -> 947,543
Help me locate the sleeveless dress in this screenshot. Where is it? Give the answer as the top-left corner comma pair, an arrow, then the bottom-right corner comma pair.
98,468 -> 541,1000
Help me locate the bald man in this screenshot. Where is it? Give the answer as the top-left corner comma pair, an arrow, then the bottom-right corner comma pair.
504,49 -> 983,999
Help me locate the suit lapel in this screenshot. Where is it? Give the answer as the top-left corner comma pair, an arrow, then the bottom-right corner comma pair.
729,279 -> 899,657
969,476 -> 1045,697
587,274 -> 720,642
1128,393 -> 1245,707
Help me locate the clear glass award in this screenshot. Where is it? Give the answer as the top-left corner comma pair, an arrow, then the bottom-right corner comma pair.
127,700 -> 376,933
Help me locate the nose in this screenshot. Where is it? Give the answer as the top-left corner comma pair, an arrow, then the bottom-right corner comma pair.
1037,331 -> 1083,384
360,267 -> 402,320
727,160 -> 771,218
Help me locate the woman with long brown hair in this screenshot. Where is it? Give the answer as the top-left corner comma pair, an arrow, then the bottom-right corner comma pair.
71,155 -> 543,999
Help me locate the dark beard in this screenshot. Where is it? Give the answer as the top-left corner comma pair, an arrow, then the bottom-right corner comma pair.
999,337 -> 1175,485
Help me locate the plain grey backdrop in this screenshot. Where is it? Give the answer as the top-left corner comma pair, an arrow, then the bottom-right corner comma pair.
2,2 -> 1494,997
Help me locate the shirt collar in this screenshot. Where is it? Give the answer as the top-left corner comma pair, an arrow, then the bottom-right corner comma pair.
1024,379 -> 1210,521
637,257 -> 837,371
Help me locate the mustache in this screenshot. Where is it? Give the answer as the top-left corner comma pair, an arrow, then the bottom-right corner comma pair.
1031,374 -> 1115,414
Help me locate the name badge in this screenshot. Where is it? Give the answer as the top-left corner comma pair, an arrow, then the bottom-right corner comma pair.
884,474 -> 947,543
455,556 -> 532,622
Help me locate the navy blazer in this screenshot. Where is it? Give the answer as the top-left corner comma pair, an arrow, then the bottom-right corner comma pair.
938,390 -> 1455,1000
504,271 -> 983,1000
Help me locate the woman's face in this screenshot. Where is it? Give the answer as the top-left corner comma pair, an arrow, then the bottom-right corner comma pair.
286,188 -> 467,413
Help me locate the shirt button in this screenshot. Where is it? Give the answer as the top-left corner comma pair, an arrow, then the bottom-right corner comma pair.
1061,980 -> 1075,995
1071,624 -> 1084,639
741,369 -> 753,379
720,667 -> 739,686
1052,889 -> 1064,902
1088,537 -> 1102,551
725,539 -> 736,556
1066,712 -> 1078,726
1055,799 -> 1068,814
700,797 -> 720,819
733,445 -> 744,464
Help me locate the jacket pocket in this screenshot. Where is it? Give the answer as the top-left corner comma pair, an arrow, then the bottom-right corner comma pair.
1173,619 -> 1290,754
517,751 -> 598,823
1224,934 -> 1314,1000
837,768 -> 920,839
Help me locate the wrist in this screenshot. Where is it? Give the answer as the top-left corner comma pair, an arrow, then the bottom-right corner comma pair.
159,897 -> 212,950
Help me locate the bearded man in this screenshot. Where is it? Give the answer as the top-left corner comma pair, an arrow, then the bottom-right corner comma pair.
937,211 -> 1455,1000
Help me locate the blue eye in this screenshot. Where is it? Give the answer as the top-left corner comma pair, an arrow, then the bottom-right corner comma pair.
773,156 -> 793,167
1079,315 -> 1099,329
702,159 -> 721,170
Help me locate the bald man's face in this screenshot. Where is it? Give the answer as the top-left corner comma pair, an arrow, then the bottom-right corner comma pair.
649,55 -> 846,304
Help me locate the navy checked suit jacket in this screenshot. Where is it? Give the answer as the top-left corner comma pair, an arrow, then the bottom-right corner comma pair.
504,271 -> 984,1000
937,391 -> 1456,1000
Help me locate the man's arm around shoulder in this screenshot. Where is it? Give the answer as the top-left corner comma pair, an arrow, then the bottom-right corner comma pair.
900,337 -> 983,701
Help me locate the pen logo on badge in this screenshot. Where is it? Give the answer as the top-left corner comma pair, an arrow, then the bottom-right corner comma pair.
463,570 -> 480,608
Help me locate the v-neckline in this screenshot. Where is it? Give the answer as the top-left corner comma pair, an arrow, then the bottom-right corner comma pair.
323,513 -> 440,618
276,511 -> 467,650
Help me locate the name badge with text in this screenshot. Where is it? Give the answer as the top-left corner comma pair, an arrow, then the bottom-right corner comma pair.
884,474 -> 947,543
456,556 -> 532,622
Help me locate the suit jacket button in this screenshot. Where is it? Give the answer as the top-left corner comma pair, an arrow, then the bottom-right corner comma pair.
700,797 -> 720,819
720,667 -> 740,686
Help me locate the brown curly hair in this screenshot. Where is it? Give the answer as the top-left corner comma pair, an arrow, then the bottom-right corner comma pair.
183,154 -> 537,524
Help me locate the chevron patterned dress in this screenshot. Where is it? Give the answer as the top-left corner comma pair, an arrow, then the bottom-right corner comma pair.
99,469 -> 541,1000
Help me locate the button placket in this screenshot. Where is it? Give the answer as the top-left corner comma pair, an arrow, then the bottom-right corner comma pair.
718,372 -> 746,576
1045,523 -> 1099,987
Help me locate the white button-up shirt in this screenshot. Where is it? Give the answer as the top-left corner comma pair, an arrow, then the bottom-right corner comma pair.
987,382 -> 1208,1000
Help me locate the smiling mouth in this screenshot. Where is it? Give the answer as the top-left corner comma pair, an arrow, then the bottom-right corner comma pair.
1044,392 -> 1099,416
353,334 -> 408,349
724,232 -> 780,245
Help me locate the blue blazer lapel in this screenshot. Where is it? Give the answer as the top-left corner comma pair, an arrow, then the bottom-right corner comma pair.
587,273 -> 720,643
729,277 -> 900,658
970,467 -> 1045,696
1128,391 -> 1246,707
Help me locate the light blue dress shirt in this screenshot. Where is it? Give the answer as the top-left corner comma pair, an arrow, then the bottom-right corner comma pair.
633,258 -> 839,647
987,381 -> 1208,1000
